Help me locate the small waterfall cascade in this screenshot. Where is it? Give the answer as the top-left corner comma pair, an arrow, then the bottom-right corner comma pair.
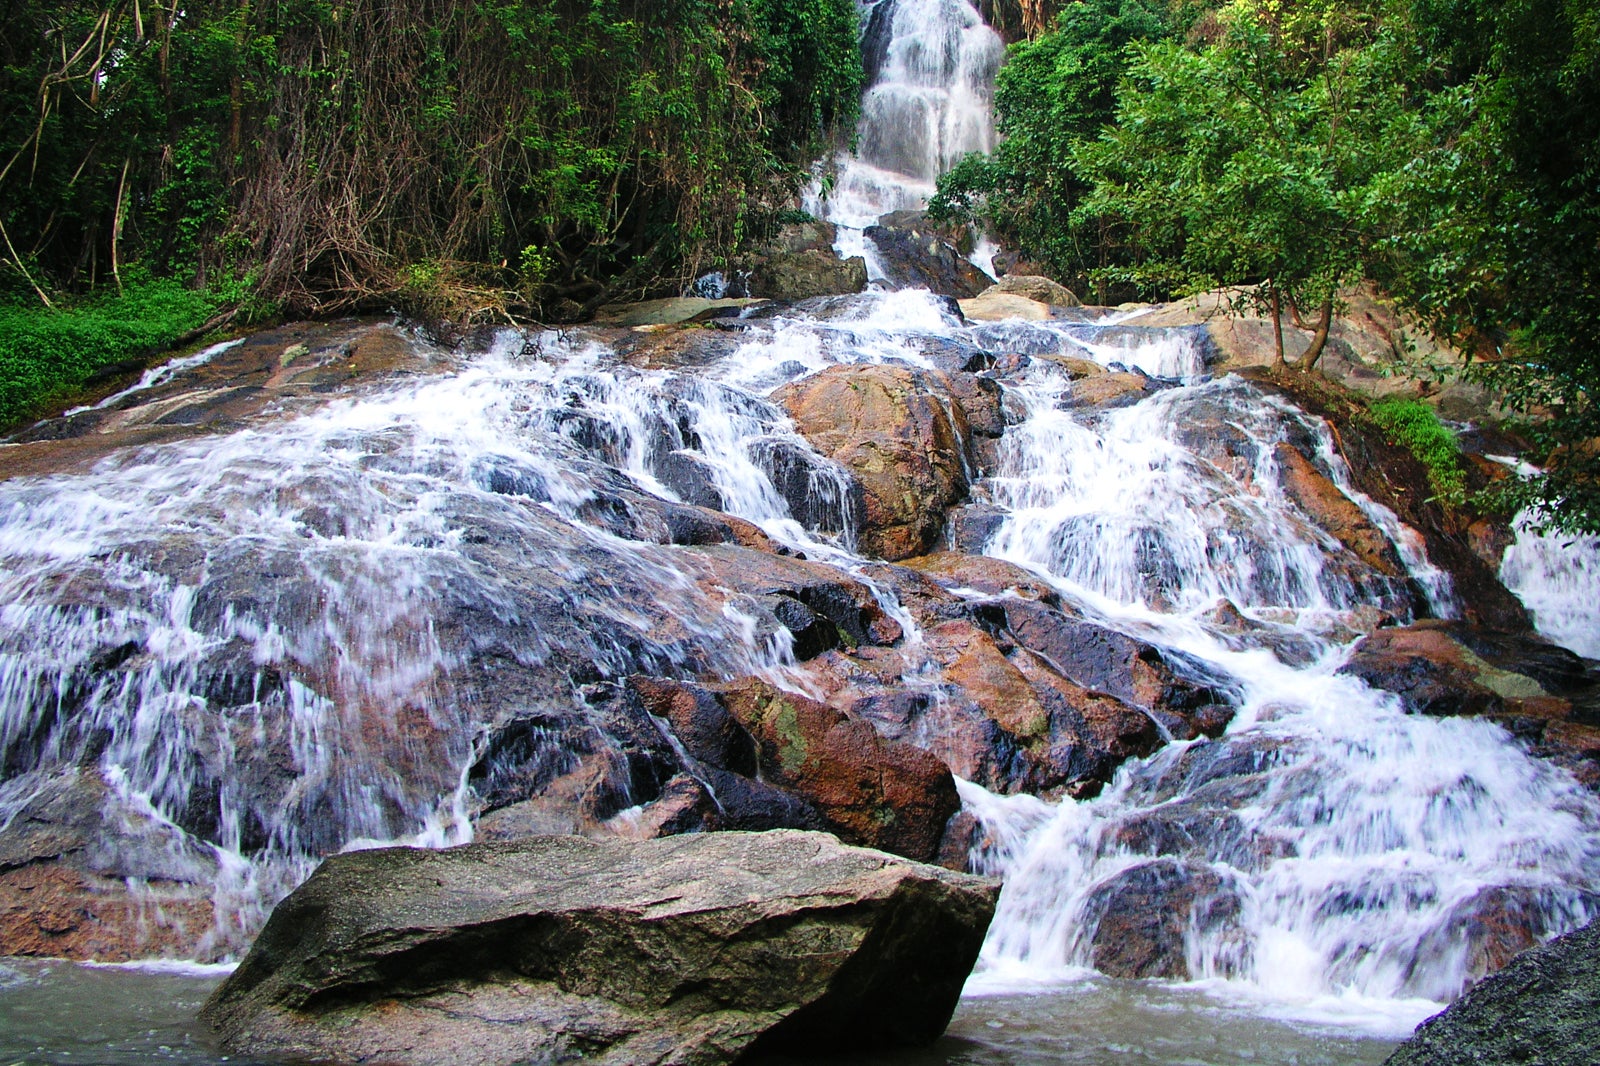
957,339 -> 1600,1032
807,0 -> 1004,274
1501,518 -> 1600,659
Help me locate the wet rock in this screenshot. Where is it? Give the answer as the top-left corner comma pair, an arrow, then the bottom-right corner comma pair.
1384,917 -> 1600,1066
1402,885 -> 1599,1002
591,298 -> 766,328
940,505 -> 1007,553
1341,621 -> 1600,786
903,552 -> 1061,605
1066,371 -> 1151,408
744,222 -> 868,301
201,831 -> 999,1066
864,212 -> 991,299
1274,442 -> 1407,577
774,364 -> 971,560
1000,599 -> 1238,740
1081,858 -> 1249,980
717,678 -> 961,863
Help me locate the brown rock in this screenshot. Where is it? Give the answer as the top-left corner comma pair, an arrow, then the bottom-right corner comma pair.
1067,371 -> 1150,408
1083,859 -> 1248,980
983,275 -> 1081,307
716,678 -> 960,863
774,365 -> 970,560
1274,442 -> 1407,577
902,552 -> 1060,604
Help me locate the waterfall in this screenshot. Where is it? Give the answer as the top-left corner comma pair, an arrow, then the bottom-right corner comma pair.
1501,519 -> 1600,659
807,0 -> 1004,274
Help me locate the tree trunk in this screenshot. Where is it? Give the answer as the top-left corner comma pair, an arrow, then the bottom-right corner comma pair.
1300,295 -> 1335,371
1270,282 -> 1286,368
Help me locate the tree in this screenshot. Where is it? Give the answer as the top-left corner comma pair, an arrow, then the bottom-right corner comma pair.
929,0 -> 1176,299
1375,0 -> 1600,532
1074,0 -> 1427,368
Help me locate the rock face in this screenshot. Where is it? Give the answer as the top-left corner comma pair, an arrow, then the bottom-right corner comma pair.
864,211 -> 992,298
744,220 -> 869,301
201,831 -> 999,1066
982,274 -> 1081,307
1384,918 -> 1600,1066
1341,621 -> 1600,788
774,364 -> 971,560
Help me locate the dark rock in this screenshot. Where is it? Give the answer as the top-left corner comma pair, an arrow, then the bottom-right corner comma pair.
1384,917 -> 1600,1066
1082,858 -> 1250,980
748,250 -> 869,302
864,213 -> 991,299
201,831 -> 1000,1066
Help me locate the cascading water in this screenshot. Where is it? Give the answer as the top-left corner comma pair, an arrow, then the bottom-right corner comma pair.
1501,519 -> 1600,659
4,3 -> 1600,1061
807,0 -> 1004,276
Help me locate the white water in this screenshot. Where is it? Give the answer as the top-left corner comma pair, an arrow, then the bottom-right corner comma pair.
1501,518 -> 1600,659
954,336 -> 1600,1035
807,0 -> 1004,275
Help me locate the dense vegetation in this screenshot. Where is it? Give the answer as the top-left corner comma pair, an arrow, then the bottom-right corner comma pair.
933,0 -> 1598,532
0,0 -> 859,425
0,0 -> 860,321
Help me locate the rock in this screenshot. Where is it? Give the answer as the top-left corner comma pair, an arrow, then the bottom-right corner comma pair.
743,223 -> 869,301
1000,598 -> 1239,740
201,831 -> 999,1066
748,250 -> 869,301
1081,858 -> 1249,980
864,212 -> 992,299
1384,918 -> 1600,1066
983,275 -> 1081,307
1066,371 -> 1150,408
774,364 -> 970,560
903,552 -> 1061,604
592,298 -> 766,328
1340,622 -> 1559,717
716,678 -> 961,863
1274,442 -> 1407,577
1340,621 -> 1600,786
959,292 -> 1052,322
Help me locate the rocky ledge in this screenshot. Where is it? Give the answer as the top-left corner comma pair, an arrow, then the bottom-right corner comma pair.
201,831 -> 999,1066
1384,917 -> 1600,1065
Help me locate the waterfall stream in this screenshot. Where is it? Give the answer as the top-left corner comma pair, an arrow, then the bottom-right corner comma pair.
3,1 -> 1600,1061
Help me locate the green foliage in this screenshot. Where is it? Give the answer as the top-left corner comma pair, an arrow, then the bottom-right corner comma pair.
929,0 -> 1175,295
0,0 -> 862,321
0,278 -> 222,427
1367,397 -> 1467,503
1374,0 -> 1600,533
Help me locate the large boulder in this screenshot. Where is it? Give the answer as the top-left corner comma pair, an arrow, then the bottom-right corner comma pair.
1384,918 -> 1600,1066
864,212 -> 992,298
774,364 -> 971,560
201,832 -> 999,1066
745,220 -> 868,301
982,274 -> 1082,307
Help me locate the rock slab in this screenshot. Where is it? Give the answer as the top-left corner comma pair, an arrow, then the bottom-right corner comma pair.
1384,918 -> 1600,1066
202,831 -> 999,1066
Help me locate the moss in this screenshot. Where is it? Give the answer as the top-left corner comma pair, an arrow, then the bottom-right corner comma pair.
1367,398 -> 1468,504
766,696 -> 811,774
0,278 -> 224,428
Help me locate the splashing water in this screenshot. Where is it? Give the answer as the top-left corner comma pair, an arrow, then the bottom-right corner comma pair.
957,331 -> 1599,1035
1501,517 -> 1600,659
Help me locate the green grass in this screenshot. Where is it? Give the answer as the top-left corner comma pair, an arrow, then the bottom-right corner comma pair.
0,278 -> 223,428
1367,397 -> 1468,504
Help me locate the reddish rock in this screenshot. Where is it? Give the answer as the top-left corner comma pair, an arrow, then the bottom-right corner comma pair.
716,678 -> 960,863
902,552 -> 1061,604
1274,442 -> 1406,577
1067,372 -> 1150,408
774,365 -> 971,561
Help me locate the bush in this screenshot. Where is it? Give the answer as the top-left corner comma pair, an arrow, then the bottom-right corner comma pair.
0,278 -> 220,427
1367,397 -> 1467,503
